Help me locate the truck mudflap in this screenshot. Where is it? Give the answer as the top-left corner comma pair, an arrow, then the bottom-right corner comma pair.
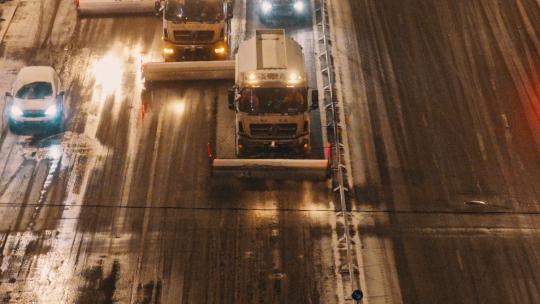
142,60 -> 236,82
211,158 -> 329,180
75,0 -> 156,16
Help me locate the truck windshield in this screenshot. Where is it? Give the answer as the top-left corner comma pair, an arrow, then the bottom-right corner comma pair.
238,87 -> 307,114
165,0 -> 223,22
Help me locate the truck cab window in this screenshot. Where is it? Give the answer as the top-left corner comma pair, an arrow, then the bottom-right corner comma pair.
239,88 -> 260,113
165,0 -> 224,22
238,88 -> 307,114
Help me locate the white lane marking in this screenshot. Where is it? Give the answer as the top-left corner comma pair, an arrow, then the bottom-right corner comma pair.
456,250 -> 464,271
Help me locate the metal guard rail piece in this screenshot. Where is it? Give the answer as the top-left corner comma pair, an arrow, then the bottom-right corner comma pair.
313,0 -> 363,301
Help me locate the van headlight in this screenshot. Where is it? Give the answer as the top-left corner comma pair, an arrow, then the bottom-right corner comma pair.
294,1 -> 304,11
262,1 -> 272,13
163,47 -> 174,55
45,105 -> 58,117
10,105 -> 23,118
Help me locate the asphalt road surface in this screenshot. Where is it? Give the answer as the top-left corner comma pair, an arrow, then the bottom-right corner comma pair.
330,0 -> 540,303
1,0 -> 539,303
0,1 -> 340,303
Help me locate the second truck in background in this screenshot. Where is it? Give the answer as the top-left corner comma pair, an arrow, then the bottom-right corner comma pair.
157,0 -> 233,61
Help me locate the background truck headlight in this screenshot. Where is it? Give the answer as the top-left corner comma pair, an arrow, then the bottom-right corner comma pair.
294,1 -> 304,12
214,47 -> 226,54
262,1 -> 272,13
163,48 -> 174,55
10,105 -> 23,118
45,105 -> 58,117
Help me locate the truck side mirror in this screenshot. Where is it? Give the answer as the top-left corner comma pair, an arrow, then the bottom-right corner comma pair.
311,89 -> 319,109
154,0 -> 163,17
226,2 -> 233,19
228,88 -> 235,110
58,91 -> 65,97
5,92 -> 12,98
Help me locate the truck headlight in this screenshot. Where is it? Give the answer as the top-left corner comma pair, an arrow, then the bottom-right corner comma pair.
288,72 -> 302,84
10,105 -> 23,118
163,47 -> 174,55
262,1 -> 272,13
45,105 -> 58,117
214,47 -> 226,54
246,72 -> 259,84
294,1 -> 304,12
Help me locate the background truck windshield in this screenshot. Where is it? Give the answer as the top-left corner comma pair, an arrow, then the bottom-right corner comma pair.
15,82 -> 53,100
239,87 -> 307,114
165,0 -> 223,22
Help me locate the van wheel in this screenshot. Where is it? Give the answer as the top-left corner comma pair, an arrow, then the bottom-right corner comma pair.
8,121 -> 21,135
258,14 -> 267,25
1,117 -> 7,136
52,116 -> 65,134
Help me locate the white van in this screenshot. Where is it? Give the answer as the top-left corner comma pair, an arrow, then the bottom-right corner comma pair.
5,66 -> 65,134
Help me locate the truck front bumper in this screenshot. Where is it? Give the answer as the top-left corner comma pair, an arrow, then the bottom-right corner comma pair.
162,40 -> 228,61
237,134 -> 310,155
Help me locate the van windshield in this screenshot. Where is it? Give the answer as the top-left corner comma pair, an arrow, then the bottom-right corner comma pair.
238,87 -> 307,114
165,0 -> 223,22
15,82 -> 53,100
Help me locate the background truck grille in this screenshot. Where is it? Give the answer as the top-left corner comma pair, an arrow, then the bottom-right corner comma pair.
22,110 -> 46,118
250,123 -> 297,138
173,30 -> 214,43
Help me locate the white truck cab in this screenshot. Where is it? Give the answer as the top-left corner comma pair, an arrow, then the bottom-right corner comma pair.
5,66 -> 65,134
228,29 -> 318,156
157,0 -> 233,61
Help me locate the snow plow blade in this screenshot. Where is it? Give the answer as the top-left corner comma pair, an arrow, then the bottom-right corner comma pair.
212,159 -> 329,180
76,0 -> 155,16
143,60 -> 236,82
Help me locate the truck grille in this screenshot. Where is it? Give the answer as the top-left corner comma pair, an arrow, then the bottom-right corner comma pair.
250,123 -> 297,138
22,110 -> 46,118
173,30 -> 214,43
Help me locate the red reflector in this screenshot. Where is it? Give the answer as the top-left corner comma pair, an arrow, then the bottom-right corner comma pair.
325,143 -> 331,159
207,143 -> 213,159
